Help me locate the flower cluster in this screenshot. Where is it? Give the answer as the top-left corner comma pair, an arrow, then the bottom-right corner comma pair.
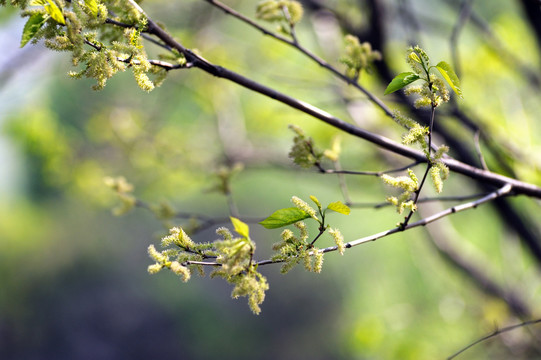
210,222 -> 270,315
391,110 -> 429,155
103,176 -> 136,215
328,228 -> 345,255
147,219 -> 269,315
403,46 -> 457,108
405,74 -> 450,109
429,145 -> 450,193
291,195 -> 318,220
271,221 -> 324,274
256,0 -> 303,30
16,0 -> 172,91
340,35 -> 381,80
381,169 -> 419,214
288,125 -> 323,169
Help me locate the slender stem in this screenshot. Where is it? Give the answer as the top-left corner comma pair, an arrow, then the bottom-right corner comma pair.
428,104 -> 436,155
447,318 -> 541,359
400,163 -> 432,228
280,4 -> 299,44
349,192 -> 489,208
182,260 -> 221,267
202,0 -> 394,117
333,160 -> 352,204
330,183 -> 513,251
180,184 -> 512,268
310,227 -> 326,246
250,184 -> 513,267
474,129 -> 489,170
318,161 -> 422,176
401,104 -> 436,228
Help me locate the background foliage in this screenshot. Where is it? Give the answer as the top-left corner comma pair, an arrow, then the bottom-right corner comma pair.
1,0 -> 541,358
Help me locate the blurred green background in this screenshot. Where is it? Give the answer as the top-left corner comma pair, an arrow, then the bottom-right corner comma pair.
1,0 -> 541,359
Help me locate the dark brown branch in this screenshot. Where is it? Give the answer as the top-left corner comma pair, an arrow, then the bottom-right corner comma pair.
143,17 -> 541,199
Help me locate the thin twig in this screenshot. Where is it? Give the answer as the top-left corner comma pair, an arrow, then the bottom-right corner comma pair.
176,184 -> 512,269
324,183 -> 513,252
261,184 -> 512,266
117,57 -> 186,70
309,228 -> 326,246
134,199 -> 261,234
202,0 -> 394,117
332,160 -> 352,204
447,318 -> 541,359
182,260 -> 221,267
280,4 -> 299,44
348,192 -> 489,209
318,161 -> 422,176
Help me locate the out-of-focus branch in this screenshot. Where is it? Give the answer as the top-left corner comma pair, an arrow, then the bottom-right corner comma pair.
447,318 -> 541,359
449,0 -> 474,77
419,204 -> 531,318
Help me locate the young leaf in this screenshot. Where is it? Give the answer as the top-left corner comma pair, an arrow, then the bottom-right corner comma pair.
20,12 -> 46,47
84,0 -> 98,16
44,0 -> 65,25
231,217 -> 250,238
309,195 -> 322,210
435,61 -> 463,98
326,201 -> 351,215
384,72 -> 420,95
259,207 -> 311,229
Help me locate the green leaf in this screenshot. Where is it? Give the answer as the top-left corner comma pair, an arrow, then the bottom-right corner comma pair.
84,0 -> 98,16
20,12 -> 46,47
44,0 -> 65,25
326,201 -> 351,215
435,61 -> 463,98
259,207 -> 311,229
230,217 -> 250,238
384,72 -> 420,95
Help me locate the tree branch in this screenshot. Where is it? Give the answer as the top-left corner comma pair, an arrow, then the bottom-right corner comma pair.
140,18 -> 541,199
322,183 -> 513,252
